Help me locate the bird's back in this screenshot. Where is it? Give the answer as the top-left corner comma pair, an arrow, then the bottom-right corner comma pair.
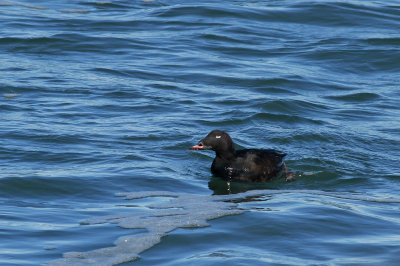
212,149 -> 286,182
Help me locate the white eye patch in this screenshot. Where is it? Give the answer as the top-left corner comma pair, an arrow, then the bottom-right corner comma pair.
216,135 -> 221,139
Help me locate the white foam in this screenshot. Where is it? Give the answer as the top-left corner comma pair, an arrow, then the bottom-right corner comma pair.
48,191 -> 243,266
48,189 -> 400,265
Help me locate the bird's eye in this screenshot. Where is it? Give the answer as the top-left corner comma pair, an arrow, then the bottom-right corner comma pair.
216,136 -> 221,139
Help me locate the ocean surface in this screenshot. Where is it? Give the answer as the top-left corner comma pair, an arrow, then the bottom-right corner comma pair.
1,0 -> 400,265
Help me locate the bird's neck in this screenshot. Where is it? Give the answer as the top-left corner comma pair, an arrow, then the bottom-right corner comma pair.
216,148 -> 236,162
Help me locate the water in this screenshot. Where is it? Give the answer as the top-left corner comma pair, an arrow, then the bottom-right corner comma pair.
1,0 -> 400,265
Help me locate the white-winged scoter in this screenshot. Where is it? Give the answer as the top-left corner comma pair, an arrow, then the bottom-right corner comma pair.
190,130 -> 294,182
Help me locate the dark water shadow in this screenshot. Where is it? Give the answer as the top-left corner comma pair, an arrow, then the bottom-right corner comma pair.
208,176 -> 288,195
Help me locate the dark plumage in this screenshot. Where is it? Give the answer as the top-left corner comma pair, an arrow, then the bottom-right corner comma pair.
190,130 -> 292,182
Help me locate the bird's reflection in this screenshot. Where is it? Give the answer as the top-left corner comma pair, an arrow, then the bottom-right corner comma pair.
208,176 -> 287,195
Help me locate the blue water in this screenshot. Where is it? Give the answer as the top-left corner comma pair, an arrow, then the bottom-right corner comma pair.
1,0 -> 400,265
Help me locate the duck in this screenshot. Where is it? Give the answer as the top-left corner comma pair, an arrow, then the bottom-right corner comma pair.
190,130 -> 294,182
